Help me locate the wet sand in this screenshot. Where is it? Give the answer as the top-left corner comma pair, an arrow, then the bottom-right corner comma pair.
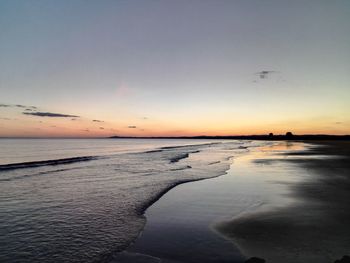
112,141 -> 338,262
216,141 -> 350,263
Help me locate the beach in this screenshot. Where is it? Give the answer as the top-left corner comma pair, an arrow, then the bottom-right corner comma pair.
1,139 -> 349,262
2,1 -> 349,262
114,141 -> 350,263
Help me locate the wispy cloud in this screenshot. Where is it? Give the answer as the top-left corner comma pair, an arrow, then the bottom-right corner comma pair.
93,119 -> 104,123
255,71 -> 278,79
99,127 -> 104,130
17,104 -> 37,110
15,104 -> 26,108
23,112 -> 80,118
0,104 -> 37,110
128,125 -> 137,128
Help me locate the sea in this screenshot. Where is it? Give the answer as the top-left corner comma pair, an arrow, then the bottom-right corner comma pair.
0,138 -> 264,262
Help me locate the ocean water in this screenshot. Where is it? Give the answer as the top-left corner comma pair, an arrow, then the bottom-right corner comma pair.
0,138 -> 259,263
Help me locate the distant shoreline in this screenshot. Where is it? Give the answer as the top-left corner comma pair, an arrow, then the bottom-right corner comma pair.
110,135 -> 350,140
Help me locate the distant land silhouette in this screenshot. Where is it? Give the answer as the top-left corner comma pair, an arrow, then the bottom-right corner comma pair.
110,132 -> 350,141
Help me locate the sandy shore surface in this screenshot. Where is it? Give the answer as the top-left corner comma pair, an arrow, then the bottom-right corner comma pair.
216,141 -> 350,263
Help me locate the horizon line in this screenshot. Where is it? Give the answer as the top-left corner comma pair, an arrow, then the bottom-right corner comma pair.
0,134 -> 349,139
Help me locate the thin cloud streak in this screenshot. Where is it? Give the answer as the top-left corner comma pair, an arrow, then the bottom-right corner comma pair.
255,71 -> 279,79
0,104 -> 37,110
23,112 -> 80,118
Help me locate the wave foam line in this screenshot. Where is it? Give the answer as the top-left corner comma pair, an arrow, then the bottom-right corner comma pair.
160,142 -> 221,150
0,156 -> 98,172
169,150 -> 200,163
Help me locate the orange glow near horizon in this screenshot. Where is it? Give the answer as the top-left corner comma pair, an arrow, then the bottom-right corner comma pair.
1,109 -> 349,138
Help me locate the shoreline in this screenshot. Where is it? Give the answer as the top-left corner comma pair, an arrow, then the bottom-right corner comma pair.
113,162 -> 236,263
112,141 -> 319,262
101,141 -> 246,263
113,141 -> 350,263
114,160 -> 245,263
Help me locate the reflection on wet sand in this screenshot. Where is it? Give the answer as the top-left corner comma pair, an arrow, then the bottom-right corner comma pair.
217,141 -> 350,263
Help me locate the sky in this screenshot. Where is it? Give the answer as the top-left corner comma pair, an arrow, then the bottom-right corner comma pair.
0,0 -> 349,137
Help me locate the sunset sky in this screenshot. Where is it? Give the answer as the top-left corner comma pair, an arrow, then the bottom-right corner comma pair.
0,0 -> 349,137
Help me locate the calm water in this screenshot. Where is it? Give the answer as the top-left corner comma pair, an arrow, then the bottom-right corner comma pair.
0,138 -> 255,262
